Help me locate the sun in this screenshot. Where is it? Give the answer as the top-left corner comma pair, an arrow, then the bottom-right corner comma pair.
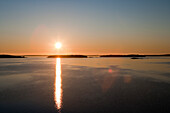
55,42 -> 62,49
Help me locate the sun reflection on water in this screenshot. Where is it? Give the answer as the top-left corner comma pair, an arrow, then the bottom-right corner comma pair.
54,58 -> 62,110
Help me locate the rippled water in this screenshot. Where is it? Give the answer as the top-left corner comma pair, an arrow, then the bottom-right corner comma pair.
0,57 -> 170,113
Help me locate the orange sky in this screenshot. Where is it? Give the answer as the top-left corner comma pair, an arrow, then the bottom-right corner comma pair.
0,1 -> 170,55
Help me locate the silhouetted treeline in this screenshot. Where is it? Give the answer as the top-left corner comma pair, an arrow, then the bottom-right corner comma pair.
48,55 -> 87,58
0,55 -> 25,58
146,54 -> 170,56
1,54 -> 169,59
100,54 -> 146,57
100,54 -> 170,57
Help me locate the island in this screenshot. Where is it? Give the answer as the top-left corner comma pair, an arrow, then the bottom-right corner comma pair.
100,54 -> 146,57
48,55 -> 87,58
0,55 -> 25,58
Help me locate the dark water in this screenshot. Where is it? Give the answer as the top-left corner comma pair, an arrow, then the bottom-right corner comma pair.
0,57 -> 170,113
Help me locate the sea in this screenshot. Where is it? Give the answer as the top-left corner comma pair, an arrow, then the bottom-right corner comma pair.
0,57 -> 170,113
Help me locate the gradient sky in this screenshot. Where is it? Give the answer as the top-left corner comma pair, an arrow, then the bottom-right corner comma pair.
0,0 -> 170,55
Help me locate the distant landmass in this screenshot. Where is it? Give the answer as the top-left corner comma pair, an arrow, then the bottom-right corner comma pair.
1,54 -> 169,58
48,55 -> 87,58
100,54 -> 170,57
0,55 -> 25,58
100,54 -> 146,57
47,54 -> 170,58
145,54 -> 170,56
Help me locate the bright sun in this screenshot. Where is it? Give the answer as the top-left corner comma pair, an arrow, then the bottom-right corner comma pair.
55,42 -> 62,49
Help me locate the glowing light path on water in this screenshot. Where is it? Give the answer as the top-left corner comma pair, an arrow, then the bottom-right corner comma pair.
54,58 -> 62,110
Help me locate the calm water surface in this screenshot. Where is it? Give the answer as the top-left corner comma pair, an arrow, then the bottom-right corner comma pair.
0,57 -> 170,113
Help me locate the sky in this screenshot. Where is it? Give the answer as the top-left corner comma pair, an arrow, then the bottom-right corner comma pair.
0,0 -> 170,55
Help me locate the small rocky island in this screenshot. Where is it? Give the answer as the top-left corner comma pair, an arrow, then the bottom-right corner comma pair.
48,55 -> 87,58
0,55 -> 25,58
